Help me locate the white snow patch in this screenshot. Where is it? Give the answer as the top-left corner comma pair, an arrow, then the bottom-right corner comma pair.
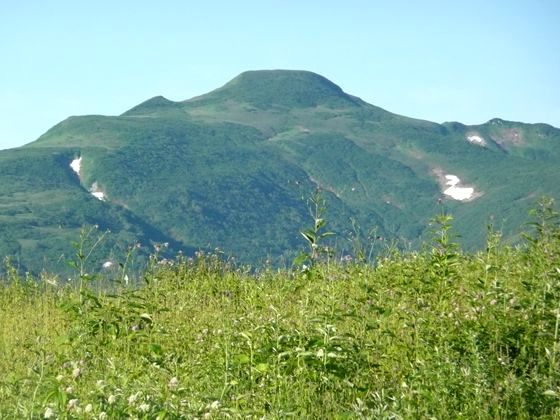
91,192 -> 105,201
90,182 -> 106,201
443,174 -> 474,201
70,157 -> 82,176
466,134 -> 486,146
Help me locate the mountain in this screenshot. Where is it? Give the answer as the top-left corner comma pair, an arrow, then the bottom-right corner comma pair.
2,70 -> 560,273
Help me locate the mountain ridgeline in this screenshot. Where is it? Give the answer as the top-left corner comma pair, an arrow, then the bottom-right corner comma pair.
2,70 -> 559,273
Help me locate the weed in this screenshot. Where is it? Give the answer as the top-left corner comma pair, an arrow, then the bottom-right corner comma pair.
294,189 -> 335,276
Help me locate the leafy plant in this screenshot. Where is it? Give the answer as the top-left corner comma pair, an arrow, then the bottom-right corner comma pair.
294,189 -> 335,273
427,211 -> 461,285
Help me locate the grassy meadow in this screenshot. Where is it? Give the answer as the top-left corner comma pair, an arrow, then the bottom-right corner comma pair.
1,199 -> 560,418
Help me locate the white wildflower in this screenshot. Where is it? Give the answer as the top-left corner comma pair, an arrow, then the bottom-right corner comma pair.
67,398 -> 79,410
65,386 -> 74,394
84,403 -> 93,413
139,403 -> 150,412
44,407 -> 55,418
72,367 -> 81,378
56,374 -> 64,382
128,392 -> 139,405
168,376 -> 179,390
107,394 -> 117,404
99,412 -> 108,420
210,400 -> 220,410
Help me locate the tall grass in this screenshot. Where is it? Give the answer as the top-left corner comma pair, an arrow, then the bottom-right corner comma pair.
1,200 -> 559,418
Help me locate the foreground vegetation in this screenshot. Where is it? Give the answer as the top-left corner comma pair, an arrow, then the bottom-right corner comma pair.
1,201 -> 560,418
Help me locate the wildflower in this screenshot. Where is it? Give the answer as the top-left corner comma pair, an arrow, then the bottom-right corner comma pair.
67,399 -> 79,410
96,379 -> 105,388
107,394 -> 117,404
139,403 -> 150,412
209,400 -> 220,410
56,374 -> 64,382
44,407 -> 55,418
99,413 -> 108,420
72,367 -> 81,378
168,377 -> 179,390
65,386 -> 74,394
84,403 -> 93,413
128,392 -> 139,405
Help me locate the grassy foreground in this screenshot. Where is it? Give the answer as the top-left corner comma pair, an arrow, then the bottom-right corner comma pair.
1,204 -> 560,418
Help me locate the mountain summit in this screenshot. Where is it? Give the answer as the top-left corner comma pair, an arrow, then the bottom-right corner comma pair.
188,70 -> 362,109
1,70 -> 559,273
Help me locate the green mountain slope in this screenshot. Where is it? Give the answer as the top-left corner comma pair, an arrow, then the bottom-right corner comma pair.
2,70 -> 560,272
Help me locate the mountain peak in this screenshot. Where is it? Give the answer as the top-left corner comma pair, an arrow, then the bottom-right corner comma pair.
191,69 -> 361,109
122,95 -> 181,116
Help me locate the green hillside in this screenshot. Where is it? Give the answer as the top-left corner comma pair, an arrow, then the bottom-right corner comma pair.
2,70 -> 560,272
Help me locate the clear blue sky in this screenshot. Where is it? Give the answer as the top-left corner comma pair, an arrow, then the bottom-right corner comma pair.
1,0 -> 559,150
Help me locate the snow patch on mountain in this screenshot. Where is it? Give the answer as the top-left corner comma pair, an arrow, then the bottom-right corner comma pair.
466,133 -> 486,146
70,157 -> 82,176
70,157 -> 106,201
433,168 -> 479,201
443,175 -> 474,201
90,182 -> 106,201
